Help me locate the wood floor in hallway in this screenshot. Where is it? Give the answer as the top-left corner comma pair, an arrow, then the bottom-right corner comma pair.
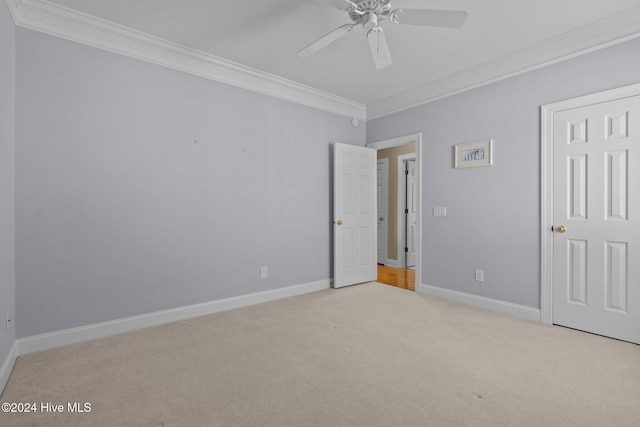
377,264 -> 415,291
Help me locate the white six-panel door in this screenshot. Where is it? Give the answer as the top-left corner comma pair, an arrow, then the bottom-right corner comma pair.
551,94 -> 640,344
333,143 -> 377,288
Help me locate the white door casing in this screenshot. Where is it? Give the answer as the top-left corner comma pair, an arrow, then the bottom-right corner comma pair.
541,84 -> 640,344
377,159 -> 389,265
333,142 -> 377,288
405,159 -> 418,267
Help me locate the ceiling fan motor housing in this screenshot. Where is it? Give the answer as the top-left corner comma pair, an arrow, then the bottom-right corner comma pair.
348,0 -> 393,27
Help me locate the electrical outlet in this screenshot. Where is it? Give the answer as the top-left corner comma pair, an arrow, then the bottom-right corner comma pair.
475,269 -> 485,283
261,266 -> 268,278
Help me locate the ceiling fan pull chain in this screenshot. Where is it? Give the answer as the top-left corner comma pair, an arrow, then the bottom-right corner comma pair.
366,27 -> 381,53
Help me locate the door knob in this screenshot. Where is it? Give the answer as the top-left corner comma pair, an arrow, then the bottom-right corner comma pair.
335,220 -> 343,225
554,225 -> 566,233
378,216 -> 384,221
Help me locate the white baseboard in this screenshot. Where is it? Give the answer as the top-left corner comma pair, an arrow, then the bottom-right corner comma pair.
0,341 -> 18,396
17,280 -> 330,356
419,284 -> 541,323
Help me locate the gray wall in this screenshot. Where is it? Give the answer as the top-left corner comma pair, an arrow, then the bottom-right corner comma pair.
0,0 -> 16,364
15,28 -> 364,338
9,15 -> 640,339
367,37 -> 640,309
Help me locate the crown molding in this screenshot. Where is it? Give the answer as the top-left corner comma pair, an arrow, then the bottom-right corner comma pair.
366,6 -> 640,120
7,1 -> 640,122
7,0 -> 367,121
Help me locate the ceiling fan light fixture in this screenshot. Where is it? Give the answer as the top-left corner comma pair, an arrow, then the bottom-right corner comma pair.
363,12 -> 378,30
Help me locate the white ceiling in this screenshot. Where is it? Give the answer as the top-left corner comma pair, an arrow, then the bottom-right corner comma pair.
10,0 -> 640,119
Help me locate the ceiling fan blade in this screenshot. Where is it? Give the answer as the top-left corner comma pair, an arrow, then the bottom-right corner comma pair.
297,24 -> 354,58
314,0 -> 357,10
393,9 -> 468,28
367,28 -> 392,69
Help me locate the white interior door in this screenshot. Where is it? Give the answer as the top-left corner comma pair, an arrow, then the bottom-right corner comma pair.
333,143 -> 377,288
551,94 -> 640,344
405,159 -> 417,267
377,159 -> 388,265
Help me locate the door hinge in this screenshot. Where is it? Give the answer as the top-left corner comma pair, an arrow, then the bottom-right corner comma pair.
405,247 -> 408,252
405,208 -> 409,214
405,169 -> 409,175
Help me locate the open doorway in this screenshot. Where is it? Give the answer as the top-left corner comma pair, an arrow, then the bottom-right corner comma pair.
367,134 -> 422,292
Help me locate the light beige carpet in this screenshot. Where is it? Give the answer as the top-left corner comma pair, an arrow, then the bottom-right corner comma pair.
1,282 -> 639,427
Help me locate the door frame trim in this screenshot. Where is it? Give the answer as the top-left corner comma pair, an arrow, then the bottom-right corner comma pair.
367,133 -> 422,292
398,154 -> 416,268
540,82 -> 640,325
376,158 -> 389,265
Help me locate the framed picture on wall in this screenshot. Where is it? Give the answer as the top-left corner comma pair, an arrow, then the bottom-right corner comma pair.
454,139 -> 493,168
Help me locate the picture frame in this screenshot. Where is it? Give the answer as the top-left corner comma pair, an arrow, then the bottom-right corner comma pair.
454,139 -> 493,168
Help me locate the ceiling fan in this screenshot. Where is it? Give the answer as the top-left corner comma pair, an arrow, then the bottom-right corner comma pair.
297,0 -> 468,69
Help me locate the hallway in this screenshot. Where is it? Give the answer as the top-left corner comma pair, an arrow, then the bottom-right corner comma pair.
376,264 -> 415,291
